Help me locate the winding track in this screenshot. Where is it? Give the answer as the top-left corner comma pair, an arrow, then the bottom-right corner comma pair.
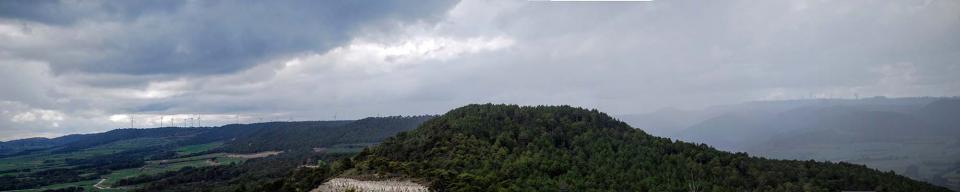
93,178 -> 108,189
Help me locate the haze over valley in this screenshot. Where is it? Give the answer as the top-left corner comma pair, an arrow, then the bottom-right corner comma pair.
620,97 -> 960,190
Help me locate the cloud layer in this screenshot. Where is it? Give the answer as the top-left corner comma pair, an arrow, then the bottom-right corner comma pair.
1,0 -> 958,140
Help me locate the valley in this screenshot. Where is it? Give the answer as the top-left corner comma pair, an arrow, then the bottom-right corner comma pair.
621,97 -> 960,191
0,117 -> 430,191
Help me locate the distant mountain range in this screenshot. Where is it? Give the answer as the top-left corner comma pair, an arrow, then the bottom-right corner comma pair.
0,116 -> 433,157
619,97 -> 960,190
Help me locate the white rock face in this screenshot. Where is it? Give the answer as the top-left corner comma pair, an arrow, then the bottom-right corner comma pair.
312,178 -> 429,192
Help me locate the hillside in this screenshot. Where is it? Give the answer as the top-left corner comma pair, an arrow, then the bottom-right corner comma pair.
0,116 -> 431,191
223,116 -> 433,153
669,97 -> 960,190
346,104 -> 948,191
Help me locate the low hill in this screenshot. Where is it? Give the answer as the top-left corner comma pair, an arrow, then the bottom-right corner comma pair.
347,104 -> 948,191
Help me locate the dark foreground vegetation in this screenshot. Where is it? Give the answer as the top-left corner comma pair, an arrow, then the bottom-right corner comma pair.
342,104 -> 950,191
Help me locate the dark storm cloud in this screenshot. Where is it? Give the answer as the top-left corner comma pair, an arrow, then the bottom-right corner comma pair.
0,0 -> 461,140
1,0 -> 457,75
0,0 -> 183,25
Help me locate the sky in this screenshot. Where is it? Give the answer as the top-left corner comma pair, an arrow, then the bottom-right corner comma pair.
1,0 -> 958,141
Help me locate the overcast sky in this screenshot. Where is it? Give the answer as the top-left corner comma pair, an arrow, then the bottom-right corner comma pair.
1,0 -> 958,141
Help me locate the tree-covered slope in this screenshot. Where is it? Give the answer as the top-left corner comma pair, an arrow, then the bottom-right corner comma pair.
222,116 -> 433,153
349,104 -> 949,191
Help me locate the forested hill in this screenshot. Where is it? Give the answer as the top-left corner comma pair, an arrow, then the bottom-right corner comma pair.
348,104 -> 949,191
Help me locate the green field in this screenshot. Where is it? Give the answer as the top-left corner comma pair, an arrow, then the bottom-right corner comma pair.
0,139 -> 244,191
0,137 -> 179,177
6,178 -> 127,192
98,153 -> 245,187
6,179 -> 99,192
15,152 -> 251,191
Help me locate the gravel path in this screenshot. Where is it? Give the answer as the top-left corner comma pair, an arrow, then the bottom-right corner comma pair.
312,178 -> 429,192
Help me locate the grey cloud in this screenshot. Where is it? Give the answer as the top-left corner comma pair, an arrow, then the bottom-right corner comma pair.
0,0 -> 460,139
2,0 -> 458,76
0,0 -> 184,25
155,0 -> 960,118
0,59 -> 58,107
384,0 -> 960,113
1,0 -> 959,140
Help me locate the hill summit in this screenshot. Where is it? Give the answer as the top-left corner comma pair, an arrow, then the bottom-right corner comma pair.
347,104 -> 948,191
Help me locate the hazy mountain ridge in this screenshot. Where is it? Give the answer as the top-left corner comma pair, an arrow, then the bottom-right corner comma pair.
0,127 -> 206,157
620,97 -> 960,190
0,117 -> 429,156
223,116 -> 433,153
